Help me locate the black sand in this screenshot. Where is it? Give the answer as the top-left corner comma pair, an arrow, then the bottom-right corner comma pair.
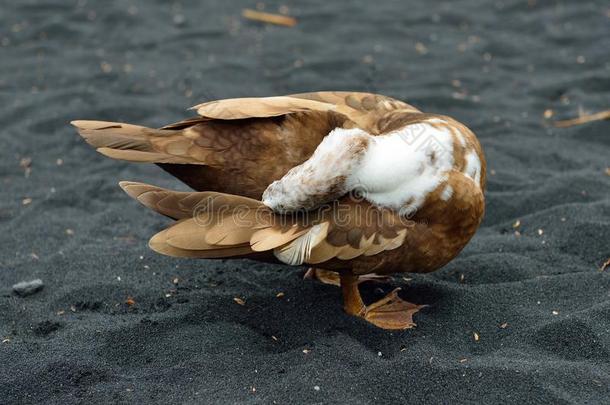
1,1 -> 609,403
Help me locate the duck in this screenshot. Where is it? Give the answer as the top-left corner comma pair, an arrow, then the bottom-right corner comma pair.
71,91 -> 486,330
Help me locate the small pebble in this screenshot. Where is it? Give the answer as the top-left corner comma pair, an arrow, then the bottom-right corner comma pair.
173,14 -> 185,25
415,42 -> 428,54
12,279 -> 44,297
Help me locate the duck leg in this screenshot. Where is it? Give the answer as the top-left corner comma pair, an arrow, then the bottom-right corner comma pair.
304,268 -> 391,287
340,273 -> 424,330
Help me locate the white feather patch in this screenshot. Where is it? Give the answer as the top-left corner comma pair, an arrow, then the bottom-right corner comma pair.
273,222 -> 329,265
346,121 -> 455,211
464,150 -> 482,186
262,128 -> 368,212
264,119 -> 460,217
440,185 -> 453,201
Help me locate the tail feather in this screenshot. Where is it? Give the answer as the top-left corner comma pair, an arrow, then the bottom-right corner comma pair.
71,120 -> 158,150
71,120 -> 198,164
120,181 -> 206,219
119,182 -> 313,261
119,181 -> 262,220
149,229 -> 254,258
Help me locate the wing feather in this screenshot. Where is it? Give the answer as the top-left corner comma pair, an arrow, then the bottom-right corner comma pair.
121,183 -> 412,265
191,91 -> 420,134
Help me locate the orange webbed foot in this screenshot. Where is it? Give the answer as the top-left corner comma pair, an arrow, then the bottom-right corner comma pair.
340,274 -> 425,330
363,288 -> 425,330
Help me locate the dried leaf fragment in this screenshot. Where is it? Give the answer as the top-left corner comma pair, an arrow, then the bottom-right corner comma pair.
20,157 -> 32,177
19,157 -> 31,166
242,9 -> 297,27
415,42 -> 428,55
233,297 -> 246,306
553,109 -> 610,127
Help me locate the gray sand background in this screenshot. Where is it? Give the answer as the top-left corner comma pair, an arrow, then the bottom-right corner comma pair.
1,1 -> 609,403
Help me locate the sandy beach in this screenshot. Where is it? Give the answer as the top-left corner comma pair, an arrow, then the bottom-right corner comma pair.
1,0 -> 609,403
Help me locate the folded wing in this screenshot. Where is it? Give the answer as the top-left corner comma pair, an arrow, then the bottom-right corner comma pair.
120,182 -> 412,266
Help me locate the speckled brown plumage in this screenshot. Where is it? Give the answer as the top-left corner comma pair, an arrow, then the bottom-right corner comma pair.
72,91 -> 486,330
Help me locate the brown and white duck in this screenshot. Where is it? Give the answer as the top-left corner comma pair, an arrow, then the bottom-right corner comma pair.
72,91 -> 486,330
